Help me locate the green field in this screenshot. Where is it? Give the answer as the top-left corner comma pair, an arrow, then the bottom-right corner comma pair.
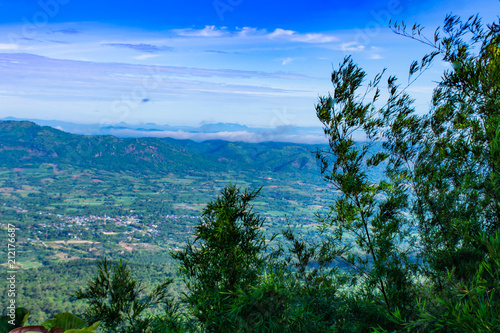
0,163 -> 342,322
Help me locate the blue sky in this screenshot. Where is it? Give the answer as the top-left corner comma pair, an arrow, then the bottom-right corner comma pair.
0,0 -> 498,136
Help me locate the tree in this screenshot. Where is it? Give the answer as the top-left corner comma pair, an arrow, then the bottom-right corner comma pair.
382,231 -> 500,332
390,14 -> 500,284
172,185 -> 268,332
314,54 -> 419,330
313,12 -> 500,331
72,258 -> 173,333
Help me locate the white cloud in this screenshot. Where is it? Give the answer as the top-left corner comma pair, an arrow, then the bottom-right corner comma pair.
134,54 -> 160,60
107,128 -> 329,144
236,27 -> 261,37
174,25 -> 226,37
368,53 -> 382,59
281,57 -> 294,65
292,33 -> 338,43
268,28 -> 295,38
341,41 -> 365,51
0,43 -> 19,50
267,28 -> 337,43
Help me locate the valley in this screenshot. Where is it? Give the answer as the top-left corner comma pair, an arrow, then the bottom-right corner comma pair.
0,120 -> 360,323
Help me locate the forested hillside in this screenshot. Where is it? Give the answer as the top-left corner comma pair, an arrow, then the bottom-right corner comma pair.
0,121 -> 325,175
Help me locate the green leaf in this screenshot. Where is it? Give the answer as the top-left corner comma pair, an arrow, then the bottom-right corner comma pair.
42,313 -> 87,331
0,308 -> 29,333
65,321 -> 100,333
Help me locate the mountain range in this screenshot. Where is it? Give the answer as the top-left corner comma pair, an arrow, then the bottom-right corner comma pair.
0,117 -> 329,144
0,120 -> 327,175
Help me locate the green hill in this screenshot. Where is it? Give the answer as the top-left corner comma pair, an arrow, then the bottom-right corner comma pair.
0,121 -> 218,174
0,120 -> 323,175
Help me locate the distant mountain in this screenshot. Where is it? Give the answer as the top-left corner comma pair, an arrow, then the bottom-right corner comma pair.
197,122 -> 250,132
0,120 -> 325,175
0,117 -> 328,144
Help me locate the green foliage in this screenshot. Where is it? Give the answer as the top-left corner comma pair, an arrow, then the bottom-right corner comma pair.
64,322 -> 100,333
0,308 -> 29,333
148,301 -> 197,333
377,231 -> 500,333
373,13 -> 500,332
392,13 -> 500,284
418,231 -> 500,332
227,264 -> 347,332
228,270 -> 289,333
72,258 -> 173,333
42,313 -> 88,331
312,12 -> 500,332
172,185 -> 268,332
0,260 -> 175,325
314,54 -> 418,330
0,310 -> 98,333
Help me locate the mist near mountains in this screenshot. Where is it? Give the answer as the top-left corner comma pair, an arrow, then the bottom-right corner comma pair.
1,117 -> 360,144
0,120 -> 387,184
0,120 -> 324,175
